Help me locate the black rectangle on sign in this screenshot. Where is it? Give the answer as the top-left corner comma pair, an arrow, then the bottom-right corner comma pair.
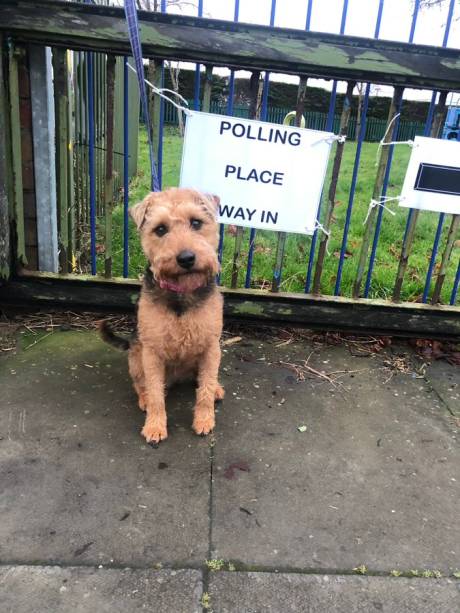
414,163 -> 460,196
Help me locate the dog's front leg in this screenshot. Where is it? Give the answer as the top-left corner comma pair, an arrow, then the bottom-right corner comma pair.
141,346 -> 168,443
193,340 -> 221,436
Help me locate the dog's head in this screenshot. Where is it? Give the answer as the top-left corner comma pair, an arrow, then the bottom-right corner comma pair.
130,188 -> 220,293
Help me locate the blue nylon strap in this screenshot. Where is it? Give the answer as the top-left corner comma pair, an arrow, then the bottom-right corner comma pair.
124,0 -> 160,192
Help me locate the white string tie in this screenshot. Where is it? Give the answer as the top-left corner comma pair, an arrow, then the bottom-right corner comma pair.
375,112 -> 417,165
363,196 -> 403,225
313,221 -> 331,255
312,134 -> 347,147
127,63 -> 192,116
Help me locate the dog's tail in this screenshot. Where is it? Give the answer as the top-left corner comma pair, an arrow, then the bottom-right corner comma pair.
98,320 -> 131,351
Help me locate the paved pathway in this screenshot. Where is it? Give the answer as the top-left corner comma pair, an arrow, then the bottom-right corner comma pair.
0,329 -> 458,612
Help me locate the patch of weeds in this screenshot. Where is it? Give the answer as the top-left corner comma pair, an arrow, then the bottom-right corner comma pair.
452,570 -> 460,579
410,569 -> 420,577
353,564 -> 367,575
390,570 -> 402,577
201,592 -> 211,610
422,569 -> 442,578
206,559 -> 225,572
228,562 -> 236,571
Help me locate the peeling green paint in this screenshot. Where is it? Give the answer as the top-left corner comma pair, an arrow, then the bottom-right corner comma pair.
231,302 -> 265,316
1,0 -> 459,90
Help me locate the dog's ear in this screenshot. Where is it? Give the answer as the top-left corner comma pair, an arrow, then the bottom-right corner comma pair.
204,193 -> 220,215
130,193 -> 157,229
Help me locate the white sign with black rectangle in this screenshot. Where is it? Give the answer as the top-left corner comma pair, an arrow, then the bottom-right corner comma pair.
400,136 -> 460,215
179,111 -> 334,235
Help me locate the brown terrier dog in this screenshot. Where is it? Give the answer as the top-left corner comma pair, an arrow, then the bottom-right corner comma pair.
100,188 -> 224,444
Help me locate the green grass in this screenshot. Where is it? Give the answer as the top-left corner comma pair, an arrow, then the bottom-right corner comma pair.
105,126 -> 458,304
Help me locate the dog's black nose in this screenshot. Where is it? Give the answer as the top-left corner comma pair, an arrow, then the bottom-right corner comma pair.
176,250 -> 196,269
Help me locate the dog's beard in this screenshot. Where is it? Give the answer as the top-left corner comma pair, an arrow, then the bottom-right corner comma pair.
157,271 -> 211,293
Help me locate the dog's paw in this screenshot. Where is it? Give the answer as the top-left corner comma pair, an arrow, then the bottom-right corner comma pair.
214,385 -> 225,401
142,421 -> 168,443
192,412 -> 215,436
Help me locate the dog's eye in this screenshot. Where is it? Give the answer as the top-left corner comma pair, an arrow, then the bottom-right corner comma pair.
154,224 -> 168,237
190,219 -> 203,231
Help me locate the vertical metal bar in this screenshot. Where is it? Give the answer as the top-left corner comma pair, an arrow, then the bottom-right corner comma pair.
305,0 -> 349,293
245,0 -> 276,289
397,0 -> 454,301
409,0 -> 420,43
393,93 -> 448,301
363,102 -> 402,297
353,87 -> 403,298
363,2 -> 421,297
53,48 -> 70,273
88,51 -> 96,275
431,214 -> 460,304
104,54 -> 115,278
325,0 -> 348,131
305,0 -> 313,30
217,0 -> 240,284
157,0 -> 167,188
231,70 -> 260,289
193,0 -> 204,111
271,76 -> 308,293
67,50 -> 75,266
0,33 -> 11,279
29,46 -> 58,273
260,0 -> 277,121
202,65 -> 213,113
123,57 -> 129,278
334,0 -> 385,295
8,43 -> 26,265
312,80 -> 355,295
450,259 -> 460,305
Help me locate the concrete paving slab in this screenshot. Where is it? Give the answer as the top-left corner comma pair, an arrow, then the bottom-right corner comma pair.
425,359 -> 460,416
0,566 -> 202,613
212,340 -> 459,572
0,331 -> 211,566
208,571 -> 459,613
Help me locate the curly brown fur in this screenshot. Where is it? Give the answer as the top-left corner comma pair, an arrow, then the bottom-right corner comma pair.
101,188 -> 225,443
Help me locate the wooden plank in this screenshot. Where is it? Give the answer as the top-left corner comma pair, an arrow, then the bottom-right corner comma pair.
1,271 -> 459,339
52,47 -> 69,272
2,1 -> 460,91
0,34 -> 11,279
353,86 -> 403,298
8,43 -> 26,265
313,80 -> 355,295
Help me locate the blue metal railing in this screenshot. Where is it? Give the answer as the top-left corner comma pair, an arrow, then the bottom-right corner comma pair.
305,0 -> 349,293
363,0 -> 421,297
421,0 -> 456,303
99,0 -> 458,304
334,0 -> 385,296
244,0 -> 277,289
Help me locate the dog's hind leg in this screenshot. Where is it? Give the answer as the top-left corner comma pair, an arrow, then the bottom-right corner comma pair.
128,342 -> 147,411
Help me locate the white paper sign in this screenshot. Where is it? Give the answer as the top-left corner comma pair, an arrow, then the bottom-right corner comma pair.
179,111 -> 334,234
400,136 -> 460,215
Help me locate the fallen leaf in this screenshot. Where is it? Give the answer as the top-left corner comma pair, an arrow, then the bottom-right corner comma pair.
222,336 -> 243,346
